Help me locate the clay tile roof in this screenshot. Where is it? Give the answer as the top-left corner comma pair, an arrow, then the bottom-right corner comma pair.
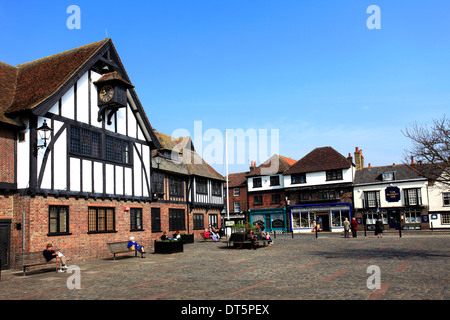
152,130 -> 224,181
5,39 -> 109,114
93,71 -> 134,88
226,172 -> 249,187
247,154 -> 296,177
0,61 -> 21,126
284,146 -> 352,175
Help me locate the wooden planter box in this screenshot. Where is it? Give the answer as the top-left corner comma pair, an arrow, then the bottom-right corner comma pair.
154,240 -> 184,254
180,234 -> 194,244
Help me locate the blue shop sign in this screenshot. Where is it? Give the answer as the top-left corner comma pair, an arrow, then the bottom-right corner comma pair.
385,186 -> 400,202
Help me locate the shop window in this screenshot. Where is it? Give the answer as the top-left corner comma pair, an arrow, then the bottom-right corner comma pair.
403,209 -> 421,223
441,213 -> 450,225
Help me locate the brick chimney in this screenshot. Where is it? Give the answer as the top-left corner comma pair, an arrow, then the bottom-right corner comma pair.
249,160 -> 257,172
354,147 -> 364,171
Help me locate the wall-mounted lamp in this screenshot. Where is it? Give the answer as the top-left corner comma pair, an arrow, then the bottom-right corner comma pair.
36,120 -> 52,149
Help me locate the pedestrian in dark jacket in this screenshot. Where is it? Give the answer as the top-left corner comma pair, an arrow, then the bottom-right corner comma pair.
375,218 -> 384,238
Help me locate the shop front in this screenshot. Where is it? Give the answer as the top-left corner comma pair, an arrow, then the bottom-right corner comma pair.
290,203 -> 352,233
249,208 -> 288,233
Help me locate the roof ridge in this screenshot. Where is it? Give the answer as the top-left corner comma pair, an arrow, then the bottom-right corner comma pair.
15,39 -> 110,68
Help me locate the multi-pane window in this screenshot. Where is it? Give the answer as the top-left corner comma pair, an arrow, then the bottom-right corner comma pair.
169,176 -> 184,197
151,208 -> 161,232
212,181 -> 222,196
253,177 -> 262,188
169,209 -> 185,231
254,195 -> 263,205
291,173 -> 306,184
404,188 -> 422,206
364,191 -> 380,208
70,127 -> 101,158
106,136 -> 130,164
403,209 -> 421,223
233,188 -> 240,197
270,175 -> 280,186
193,214 -> 204,230
208,214 -> 218,228
196,178 -> 207,194
443,193 -> 450,206
234,201 -> 240,213
152,171 -> 165,194
271,193 -> 281,204
49,205 -> 69,234
130,208 -> 143,231
326,169 -> 343,181
88,207 -> 115,232
442,213 -> 450,225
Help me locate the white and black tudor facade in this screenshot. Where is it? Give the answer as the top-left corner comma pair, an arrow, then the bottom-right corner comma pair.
0,39 -> 167,268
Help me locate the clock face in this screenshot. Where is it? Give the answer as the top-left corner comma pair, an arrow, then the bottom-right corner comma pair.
99,85 -> 114,102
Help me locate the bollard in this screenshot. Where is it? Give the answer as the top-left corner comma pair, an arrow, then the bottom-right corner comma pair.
315,226 -> 318,238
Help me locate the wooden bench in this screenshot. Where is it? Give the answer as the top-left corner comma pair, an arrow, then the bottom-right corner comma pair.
226,240 -> 268,249
106,241 -> 140,260
226,232 -> 268,249
15,251 -> 60,276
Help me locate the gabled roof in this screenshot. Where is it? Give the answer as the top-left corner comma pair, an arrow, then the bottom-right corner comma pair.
152,130 -> 225,181
246,154 -> 296,177
284,146 -> 352,175
5,39 -> 109,115
0,39 -> 160,148
354,164 -> 425,185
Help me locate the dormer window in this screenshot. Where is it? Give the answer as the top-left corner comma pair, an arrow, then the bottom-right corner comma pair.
382,171 -> 395,181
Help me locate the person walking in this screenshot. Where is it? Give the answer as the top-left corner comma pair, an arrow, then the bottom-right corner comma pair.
343,218 -> 350,238
350,217 -> 358,238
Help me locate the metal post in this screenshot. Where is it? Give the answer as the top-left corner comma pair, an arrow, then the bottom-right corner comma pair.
315,226 -> 318,238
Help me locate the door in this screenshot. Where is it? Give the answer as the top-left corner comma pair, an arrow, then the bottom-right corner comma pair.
388,209 -> 400,230
315,212 -> 330,231
0,221 -> 11,270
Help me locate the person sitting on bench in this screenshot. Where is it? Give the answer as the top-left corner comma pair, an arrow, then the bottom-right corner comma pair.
43,243 -> 68,272
127,237 -> 146,258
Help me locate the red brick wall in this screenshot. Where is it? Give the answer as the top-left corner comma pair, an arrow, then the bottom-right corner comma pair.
224,186 -> 248,213
249,190 -> 287,209
10,195 -> 222,267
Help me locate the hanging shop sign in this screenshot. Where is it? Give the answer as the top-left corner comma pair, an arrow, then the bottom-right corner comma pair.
385,186 -> 401,202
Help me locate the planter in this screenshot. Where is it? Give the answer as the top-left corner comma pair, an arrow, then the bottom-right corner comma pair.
154,240 -> 184,254
180,233 -> 194,244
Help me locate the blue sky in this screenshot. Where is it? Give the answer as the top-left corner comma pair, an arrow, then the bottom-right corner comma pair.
1,1 -> 449,175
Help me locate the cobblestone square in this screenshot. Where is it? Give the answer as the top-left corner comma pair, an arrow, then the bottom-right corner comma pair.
1,231 -> 449,301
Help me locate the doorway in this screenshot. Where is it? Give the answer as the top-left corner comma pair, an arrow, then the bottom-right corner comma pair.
315,212 -> 330,231
388,209 -> 400,230
0,220 -> 11,270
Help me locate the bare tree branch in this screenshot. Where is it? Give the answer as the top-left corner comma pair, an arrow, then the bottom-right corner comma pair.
402,115 -> 450,186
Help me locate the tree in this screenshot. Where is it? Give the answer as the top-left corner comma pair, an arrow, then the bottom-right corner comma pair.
402,115 -> 450,186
